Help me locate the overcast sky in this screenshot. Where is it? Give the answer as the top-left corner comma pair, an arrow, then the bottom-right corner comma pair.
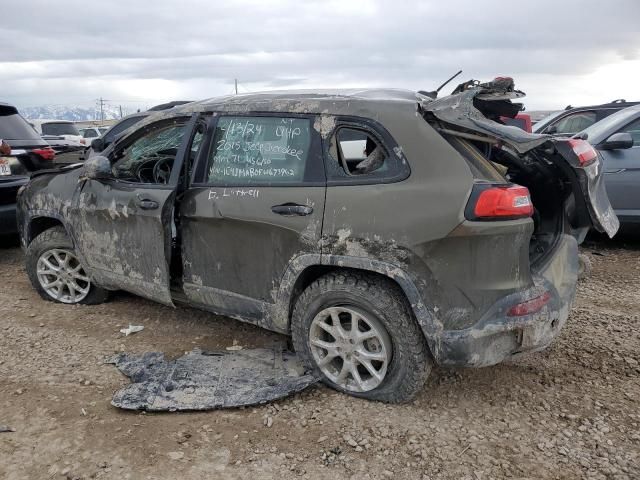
2,0 -> 639,111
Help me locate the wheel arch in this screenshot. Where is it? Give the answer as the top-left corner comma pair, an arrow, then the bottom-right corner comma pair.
280,254 -> 441,350
26,212 -> 71,245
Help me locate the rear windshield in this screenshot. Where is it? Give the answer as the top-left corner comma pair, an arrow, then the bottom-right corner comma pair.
41,122 -> 80,136
0,106 -> 42,141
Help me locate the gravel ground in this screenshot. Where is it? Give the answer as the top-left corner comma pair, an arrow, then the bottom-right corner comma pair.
1,236 -> 639,480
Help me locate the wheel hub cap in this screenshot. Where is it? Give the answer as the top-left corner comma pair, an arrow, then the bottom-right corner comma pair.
308,306 -> 392,393
36,248 -> 91,304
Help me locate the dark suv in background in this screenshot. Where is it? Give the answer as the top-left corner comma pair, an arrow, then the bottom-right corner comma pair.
1,102 -> 56,235
533,100 -> 639,136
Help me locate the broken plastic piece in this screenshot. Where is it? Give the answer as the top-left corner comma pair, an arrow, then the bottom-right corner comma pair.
107,346 -> 318,411
120,325 -> 144,336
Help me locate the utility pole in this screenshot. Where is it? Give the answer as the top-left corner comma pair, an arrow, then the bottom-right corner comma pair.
96,97 -> 110,121
234,78 -> 238,95
119,105 -> 123,118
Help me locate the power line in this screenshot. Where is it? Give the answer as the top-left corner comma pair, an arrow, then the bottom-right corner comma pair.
95,97 -> 110,121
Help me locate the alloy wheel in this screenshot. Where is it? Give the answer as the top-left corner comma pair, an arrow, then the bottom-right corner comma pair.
36,248 -> 90,304
308,306 -> 392,392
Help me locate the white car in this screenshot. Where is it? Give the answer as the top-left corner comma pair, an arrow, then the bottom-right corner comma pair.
29,119 -> 84,147
79,126 -> 110,140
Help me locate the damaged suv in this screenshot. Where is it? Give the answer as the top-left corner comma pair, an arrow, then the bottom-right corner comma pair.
17,81 -> 618,402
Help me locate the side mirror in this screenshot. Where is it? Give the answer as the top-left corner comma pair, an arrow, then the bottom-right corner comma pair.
545,125 -> 558,134
83,155 -> 112,180
600,132 -> 634,150
90,137 -> 105,151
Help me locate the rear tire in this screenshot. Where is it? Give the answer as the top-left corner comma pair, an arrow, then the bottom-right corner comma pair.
291,271 -> 432,403
26,226 -> 109,305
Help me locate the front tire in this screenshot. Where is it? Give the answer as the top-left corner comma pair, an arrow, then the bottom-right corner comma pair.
26,226 -> 109,305
291,271 -> 432,403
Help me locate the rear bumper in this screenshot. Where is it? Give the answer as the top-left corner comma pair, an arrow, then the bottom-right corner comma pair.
433,234 -> 578,367
0,202 -> 19,235
0,177 -> 29,235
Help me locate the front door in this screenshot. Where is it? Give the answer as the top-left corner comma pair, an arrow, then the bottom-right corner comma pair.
601,117 -> 640,222
179,114 -> 326,322
72,115 -> 199,305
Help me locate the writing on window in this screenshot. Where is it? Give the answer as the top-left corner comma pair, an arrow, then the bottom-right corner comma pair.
207,116 -> 311,184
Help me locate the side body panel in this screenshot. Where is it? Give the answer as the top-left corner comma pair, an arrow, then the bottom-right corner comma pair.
71,180 -> 176,305
601,145 -> 640,222
179,185 -> 325,330
321,105 -> 536,337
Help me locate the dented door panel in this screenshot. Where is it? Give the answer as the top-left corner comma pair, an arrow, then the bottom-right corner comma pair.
72,181 -> 176,305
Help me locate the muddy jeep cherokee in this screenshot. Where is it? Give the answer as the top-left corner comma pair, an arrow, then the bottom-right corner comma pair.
17,82 -> 618,402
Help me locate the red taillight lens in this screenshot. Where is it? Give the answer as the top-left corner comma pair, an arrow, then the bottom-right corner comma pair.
567,139 -> 597,167
471,185 -> 533,220
32,147 -> 55,161
507,291 -> 551,316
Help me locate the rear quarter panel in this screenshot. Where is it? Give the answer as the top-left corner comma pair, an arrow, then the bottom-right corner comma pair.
322,106 -> 535,335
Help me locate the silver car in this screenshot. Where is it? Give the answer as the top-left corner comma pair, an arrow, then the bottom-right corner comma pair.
577,104 -> 640,224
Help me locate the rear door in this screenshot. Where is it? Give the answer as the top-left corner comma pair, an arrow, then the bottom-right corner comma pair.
179,113 -> 325,318
599,117 -> 640,221
71,115 -> 199,305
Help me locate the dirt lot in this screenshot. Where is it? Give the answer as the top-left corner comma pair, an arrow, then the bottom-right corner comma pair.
1,236 -> 639,480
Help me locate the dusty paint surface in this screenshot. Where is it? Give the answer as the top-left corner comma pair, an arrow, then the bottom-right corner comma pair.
15,85 -> 618,370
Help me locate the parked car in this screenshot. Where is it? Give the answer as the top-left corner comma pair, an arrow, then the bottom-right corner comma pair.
16,83 -> 618,402
0,102 -> 56,235
29,119 -> 84,147
533,100 -> 639,136
29,119 -> 86,164
79,126 -> 110,140
574,104 -> 640,224
83,101 -> 193,160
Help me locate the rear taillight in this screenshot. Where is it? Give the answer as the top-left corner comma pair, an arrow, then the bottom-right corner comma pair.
466,184 -> 534,220
567,139 -> 597,167
32,147 -> 55,161
507,291 -> 551,316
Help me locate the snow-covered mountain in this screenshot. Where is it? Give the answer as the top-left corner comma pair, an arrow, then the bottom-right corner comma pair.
18,104 -> 130,121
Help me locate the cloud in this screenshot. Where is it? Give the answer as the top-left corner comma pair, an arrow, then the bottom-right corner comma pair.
1,0 -> 639,109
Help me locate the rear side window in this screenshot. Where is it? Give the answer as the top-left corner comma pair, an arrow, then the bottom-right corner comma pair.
324,118 -> 409,185
552,111 -> 596,134
41,122 -> 79,136
0,106 -> 41,141
206,116 -> 312,185
331,128 -> 390,175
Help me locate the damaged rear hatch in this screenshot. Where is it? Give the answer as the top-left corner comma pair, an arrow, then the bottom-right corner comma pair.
419,78 -> 619,239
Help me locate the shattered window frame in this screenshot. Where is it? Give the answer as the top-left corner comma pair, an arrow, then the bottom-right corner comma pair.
324,116 -> 410,186
108,117 -> 191,184
332,127 -> 391,176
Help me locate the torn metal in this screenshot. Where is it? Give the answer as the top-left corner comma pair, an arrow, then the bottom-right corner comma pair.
107,346 -> 318,411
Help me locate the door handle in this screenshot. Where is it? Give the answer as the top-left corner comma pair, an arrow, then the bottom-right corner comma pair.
136,196 -> 159,210
271,203 -> 313,216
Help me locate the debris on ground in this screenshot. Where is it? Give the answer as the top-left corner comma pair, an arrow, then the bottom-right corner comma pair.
0,425 -> 15,433
107,346 -> 318,411
119,325 -> 144,336
225,339 -> 243,351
